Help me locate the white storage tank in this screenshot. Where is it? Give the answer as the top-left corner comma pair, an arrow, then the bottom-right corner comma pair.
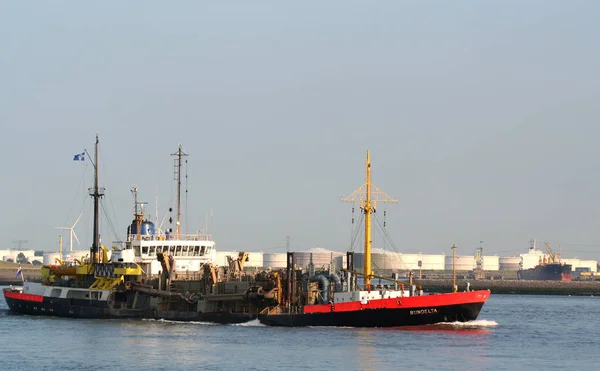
245,252 -> 264,268
444,255 -> 475,271
65,250 -> 90,261
263,253 -> 288,269
43,252 -> 62,265
0,249 -> 10,261
499,256 -> 521,271
482,255 -> 500,271
292,249 -> 344,269
420,254 -> 446,270
392,253 -> 420,271
352,251 -> 415,272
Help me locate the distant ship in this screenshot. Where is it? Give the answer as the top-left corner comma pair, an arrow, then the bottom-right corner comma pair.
517,240 -> 572,281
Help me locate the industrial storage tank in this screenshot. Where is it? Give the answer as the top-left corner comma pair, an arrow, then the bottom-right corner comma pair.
444,255 -> 475,271
331,252 -> 445,272
482,255 -> 500,271
245,252 -> 264,268
391,253 -> 420,271
499,256 -> 521,271
263,253 -> 288,269
419,254 -> 446,270
43,252 -> 62,265
352,251 -> 406,272
65,250 -> 91,263
291,249 -> 344,270
0,249 -> 10,261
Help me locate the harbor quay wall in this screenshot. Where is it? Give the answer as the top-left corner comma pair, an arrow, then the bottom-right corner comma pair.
415,278 -> 600,296
0,263 -> 41,285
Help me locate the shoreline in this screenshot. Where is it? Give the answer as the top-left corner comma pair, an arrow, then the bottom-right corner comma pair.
416,278 -> 600,296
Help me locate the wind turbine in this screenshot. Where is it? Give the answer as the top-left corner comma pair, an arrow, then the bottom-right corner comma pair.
54,213 -> 83,252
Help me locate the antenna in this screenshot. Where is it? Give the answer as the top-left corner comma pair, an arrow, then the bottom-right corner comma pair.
171,144 -> 188,238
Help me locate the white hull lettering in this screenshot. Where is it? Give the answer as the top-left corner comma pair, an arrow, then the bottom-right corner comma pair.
409,308 -> 438,315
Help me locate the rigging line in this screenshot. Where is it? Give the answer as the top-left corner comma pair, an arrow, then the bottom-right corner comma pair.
373,218 -> 409,271
349,212 -> 364,252
373,214 -> 397,252
373,215 -> 411,272
64,161 -> 90,226
100,201 -> 120,242
185,158 -> 188,235
97,145 -> 121,238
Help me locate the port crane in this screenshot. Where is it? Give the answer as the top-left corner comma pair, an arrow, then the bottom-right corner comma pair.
544,242 -> 560,263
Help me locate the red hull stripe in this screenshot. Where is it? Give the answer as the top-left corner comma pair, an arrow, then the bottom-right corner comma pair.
3,290 -> 44,303
303,290 -> 490,314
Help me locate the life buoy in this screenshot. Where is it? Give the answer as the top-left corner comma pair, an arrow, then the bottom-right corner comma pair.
107,293 -> 115,308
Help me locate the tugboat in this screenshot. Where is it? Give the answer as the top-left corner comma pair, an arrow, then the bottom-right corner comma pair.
258,151 -> 491,327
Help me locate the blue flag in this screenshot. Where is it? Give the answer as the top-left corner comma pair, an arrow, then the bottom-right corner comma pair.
15,265 -> 22,279
73,152 -> 85,161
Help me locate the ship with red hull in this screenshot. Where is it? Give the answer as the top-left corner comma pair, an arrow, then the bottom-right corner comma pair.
258,150 -> 490,327
518,263 -> 572,281
259,290 -> 488,327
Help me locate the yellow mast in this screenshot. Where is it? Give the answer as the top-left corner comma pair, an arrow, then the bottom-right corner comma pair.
341,150 -> 397,289
364,151 -> 373,286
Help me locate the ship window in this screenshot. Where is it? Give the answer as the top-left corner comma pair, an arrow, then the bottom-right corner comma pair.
134,246 -> 141,257
50,289 -> 61,297
182,246 -> 188,256
193,246 -> 199,256
200,246 -> 206,255
142,246 -> 148,255
149,246 -> 156,256
175,246 -> 182,256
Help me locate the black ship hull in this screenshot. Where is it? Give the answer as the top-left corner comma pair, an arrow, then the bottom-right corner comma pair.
518,263 -> 572,281
3,289 -> 257,324
259,302 -> 485,327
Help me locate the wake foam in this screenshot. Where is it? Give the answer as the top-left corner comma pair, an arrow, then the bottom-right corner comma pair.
230,319 -> 265,327
436,320 -> 498,328
142,318 -> 218,326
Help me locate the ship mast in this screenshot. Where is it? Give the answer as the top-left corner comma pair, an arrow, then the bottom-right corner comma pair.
171,145 -> 188,238
88,134 -> 104,265
341,150 -> 397,288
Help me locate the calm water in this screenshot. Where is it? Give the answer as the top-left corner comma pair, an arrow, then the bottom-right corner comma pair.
0,287 -> 597,370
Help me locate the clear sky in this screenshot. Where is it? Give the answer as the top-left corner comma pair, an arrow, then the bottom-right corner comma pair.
1,1 -> 599,260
